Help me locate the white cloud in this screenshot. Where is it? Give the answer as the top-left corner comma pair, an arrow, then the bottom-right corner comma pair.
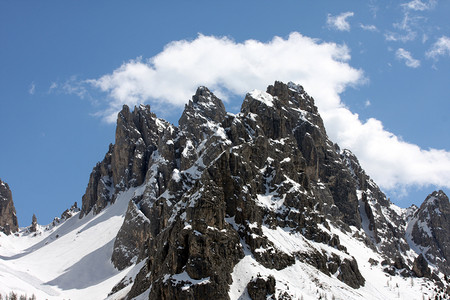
426,36 -> 450,59
385,1 -> 433,44
365,99 -> 371,107
48,82 -> 58,93
396,48 -> 421,68
368,3 -> 379,18
63,76 -> 89,99
402,0 -> 436,11
326,12 -> 354,31
329,110 -> 450,190
385,31 -> 417,43
87,33 -> 450,192
360,24 -> 378,32
385,12 -> 423,43
29,82 -> 36,95
89,33 -> 360,122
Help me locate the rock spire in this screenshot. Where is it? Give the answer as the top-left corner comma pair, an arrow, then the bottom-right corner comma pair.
0,179 -> 19,235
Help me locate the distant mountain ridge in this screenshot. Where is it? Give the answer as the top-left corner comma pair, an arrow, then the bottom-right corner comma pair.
0,81 -> 449,299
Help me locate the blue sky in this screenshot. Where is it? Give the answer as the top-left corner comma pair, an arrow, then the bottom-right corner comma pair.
1,0 -> 449,226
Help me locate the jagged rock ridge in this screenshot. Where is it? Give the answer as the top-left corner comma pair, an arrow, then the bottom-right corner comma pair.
408,190 -> 450,275
80,104 -> 174,218
0,179 -> 18,235
79,81 -> 450,299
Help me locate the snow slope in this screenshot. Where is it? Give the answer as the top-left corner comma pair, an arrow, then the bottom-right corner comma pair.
1,189 -> 440,300
0,187 -> 142,300
228,222 -> 440,300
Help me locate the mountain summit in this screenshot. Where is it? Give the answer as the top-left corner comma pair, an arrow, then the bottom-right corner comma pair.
408,190 -> 450,275
78,81 -> 449,299
0,82 -> 449,299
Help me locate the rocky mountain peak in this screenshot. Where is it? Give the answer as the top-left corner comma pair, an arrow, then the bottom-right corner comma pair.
242,81 -> 311,112
409,190 -> 450,274
423,190 -> 449,209
175,87 -> 229,171
74,81 -> 450,299
108,81 -> 374,298
192,86 -> 222,106
2,81 -> 450,299
267,81 -> 317,114
183,86 -> 226,118
80,103 -> 176,218
179,86 -> 227,131
238,81 -> 326,144
0,178 -> 19,235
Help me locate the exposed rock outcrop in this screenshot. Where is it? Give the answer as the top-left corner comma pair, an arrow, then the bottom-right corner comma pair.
29,213 -> 38,233
80,104 -> 176,218
247,275 -> 276,300
111,200 -> 151,270
0,179 -> 18,235
412,253 -> 431,278
105,82 -> 371,299
409,190 -> 450,274
342,150 -> 411,261
76,81 -> 449,299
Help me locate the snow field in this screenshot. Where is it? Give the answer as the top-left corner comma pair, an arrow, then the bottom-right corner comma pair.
228,220 -> 439,300
0,187 -> 142,299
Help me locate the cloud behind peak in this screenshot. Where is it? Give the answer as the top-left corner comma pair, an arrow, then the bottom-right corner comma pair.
86,33 -> 450,192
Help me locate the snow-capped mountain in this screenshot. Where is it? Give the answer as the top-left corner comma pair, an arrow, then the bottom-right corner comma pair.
0,81 -> 449,299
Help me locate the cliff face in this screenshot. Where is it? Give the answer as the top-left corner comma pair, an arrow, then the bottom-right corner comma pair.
0,179 -> 18,235
342,150 -> 411,264
408,190 -> 450,275
80,104 -> 176,218
79,81 -> 450,299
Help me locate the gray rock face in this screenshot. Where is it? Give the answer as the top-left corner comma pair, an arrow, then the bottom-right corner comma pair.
0,179 -> 18,235
29,213 -> 38,233
409,190 -> 450,274
104,82 -> 370,299
120,87 -> 243,300
80,104 -> 175,218
79,81 -> 449,299
342,150 -> 411,262
412,253 -> 431,278
247,275 -> 276,300
80,145 -> 113,217
111,200 -> 151,270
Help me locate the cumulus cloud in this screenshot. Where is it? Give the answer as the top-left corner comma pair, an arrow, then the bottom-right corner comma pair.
87,33 -> 450,192
396,48 -> 421,67
328,109 -> 450,189
89,33 -> 360,122
426,36 -> 450,59
326,12 -> 354,31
